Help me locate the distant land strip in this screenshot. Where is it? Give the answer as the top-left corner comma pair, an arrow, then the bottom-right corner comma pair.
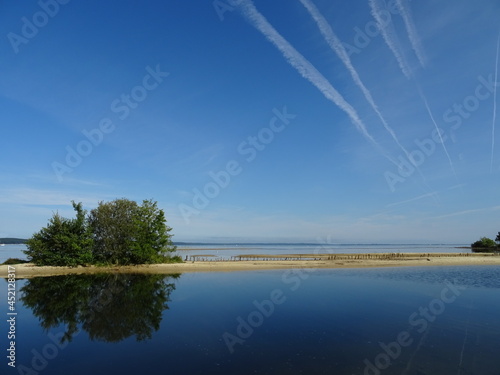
0,238 -> 27,244
2,253 -> 500,278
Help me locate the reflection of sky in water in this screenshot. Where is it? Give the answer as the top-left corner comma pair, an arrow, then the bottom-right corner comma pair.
335,265 -> 500,289
2,266 -> 499,374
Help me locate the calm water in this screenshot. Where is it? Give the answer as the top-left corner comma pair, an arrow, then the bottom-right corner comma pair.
0,245 -> 28,263
1,266 -> 499,374
174,243 -> 470,260
0,243 -> 470,263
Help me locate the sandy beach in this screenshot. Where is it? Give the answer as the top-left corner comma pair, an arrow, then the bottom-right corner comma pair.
1,253 -> 499,278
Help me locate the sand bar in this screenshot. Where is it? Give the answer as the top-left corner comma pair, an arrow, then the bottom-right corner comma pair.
1,253 -> 499,278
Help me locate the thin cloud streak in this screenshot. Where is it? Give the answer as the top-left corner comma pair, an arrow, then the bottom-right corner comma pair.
395,0 -> 426,67
299,0 -> 430,184
369,0 -> 412,79
434,205 -> 500,220
490,32 -> 500,173
418,88 -> 460,184
369,0 -> 455,186
0,187 -> 109,207
234,0 -> 399,165
386,191 -> 438,208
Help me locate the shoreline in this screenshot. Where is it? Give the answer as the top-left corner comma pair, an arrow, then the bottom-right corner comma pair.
1,253 -> 499,278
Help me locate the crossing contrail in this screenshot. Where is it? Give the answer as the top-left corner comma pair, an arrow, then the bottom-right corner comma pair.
490,32 -> 500,173
395,0 -> 426,67
299,0 -> 423,175
369,0 -> 412,79
233,0 -> 399,165
368,0 -> 458,186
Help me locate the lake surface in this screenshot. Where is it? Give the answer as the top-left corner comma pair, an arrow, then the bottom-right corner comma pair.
1,266 -> 499,374
174,243 -> 470,260
0,243 -> 470,263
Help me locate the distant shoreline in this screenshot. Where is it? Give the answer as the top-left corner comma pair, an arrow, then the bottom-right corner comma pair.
1,253 -> 499,278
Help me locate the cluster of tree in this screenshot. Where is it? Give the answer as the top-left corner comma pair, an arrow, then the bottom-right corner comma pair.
471,232 -> 500,252
25,199 -> 180,266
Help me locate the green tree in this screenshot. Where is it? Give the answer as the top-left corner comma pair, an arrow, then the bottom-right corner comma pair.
24,202 -> 93,266
130,199 -> 176,264
495,232 -> 500,244
89,198 -> 177,265
89,199 -> 139,264
471,237 -> 497,252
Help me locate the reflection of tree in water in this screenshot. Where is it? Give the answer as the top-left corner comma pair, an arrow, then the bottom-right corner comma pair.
20,273 -> 180,343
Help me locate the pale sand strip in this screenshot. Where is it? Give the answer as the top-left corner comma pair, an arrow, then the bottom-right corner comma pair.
1,253 -> 499,278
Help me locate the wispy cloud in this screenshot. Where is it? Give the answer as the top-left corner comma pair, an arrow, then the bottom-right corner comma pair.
386,191 -> 438,208
172,208 -> 414,243
434,205 -> 500,219
233,0 -> 398,165
490,32 -> 500,173
299,0 -> 428,180
172,143 -> 225,172
418,86 -> 460,184
368,0 -> 455,185
395,0 -> 426,67
368,0 -> 456,185
0,187 -> 112,207
368,0 -> 412,78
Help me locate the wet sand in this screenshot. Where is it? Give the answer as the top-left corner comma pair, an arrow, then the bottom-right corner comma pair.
1,253 -> 499,278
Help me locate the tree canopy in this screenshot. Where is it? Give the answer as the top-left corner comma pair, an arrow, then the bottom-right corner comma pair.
25,199 -> 179,266
471,236 -> 498,253
25,202 -> 93,266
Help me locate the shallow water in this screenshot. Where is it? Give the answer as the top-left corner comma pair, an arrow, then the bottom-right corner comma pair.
0,244 -> 27,263
0,243 -> 470,263
1,266 -> 499,374
174,243 -> 469,260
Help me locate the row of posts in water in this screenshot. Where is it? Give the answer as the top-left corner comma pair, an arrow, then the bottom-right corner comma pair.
184,252 -> 499,262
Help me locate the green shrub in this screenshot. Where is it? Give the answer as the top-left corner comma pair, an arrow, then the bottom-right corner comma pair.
24,202 -> 93,266
89,199 -> 176,265
471,237 -> 497,252
2,258 -> 29,265
25,199 -> 176,267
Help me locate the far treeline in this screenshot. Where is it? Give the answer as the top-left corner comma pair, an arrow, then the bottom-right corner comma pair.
0,238 -> 27,244
24,199 -> 181,266
471,232 -> 500,253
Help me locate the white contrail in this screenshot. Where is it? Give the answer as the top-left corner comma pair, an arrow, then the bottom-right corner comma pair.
490,32 -> 500,173
395,0 -> 426,68
386,191 -> 438,208
233,0 -> 398,164
299,0 -> 422,174
418,87 -> 460,184
369,0 -> 412,79
369,0 -> 456,185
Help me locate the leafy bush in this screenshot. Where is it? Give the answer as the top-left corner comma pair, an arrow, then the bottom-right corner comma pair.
25,202 -> 93,266
25,199 -> 178,266
471,237 -> 497,252
2,258 -> 29,265
89,199 -> 177,265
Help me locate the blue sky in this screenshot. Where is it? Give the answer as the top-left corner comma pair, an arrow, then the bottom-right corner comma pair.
1,0 -> 499,243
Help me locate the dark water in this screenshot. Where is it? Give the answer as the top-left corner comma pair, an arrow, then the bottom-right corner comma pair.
2,266 -> 499,374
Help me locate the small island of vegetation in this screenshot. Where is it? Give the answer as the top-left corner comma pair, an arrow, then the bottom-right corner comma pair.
23,198 -> 181,267
471,232 -> 500,253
